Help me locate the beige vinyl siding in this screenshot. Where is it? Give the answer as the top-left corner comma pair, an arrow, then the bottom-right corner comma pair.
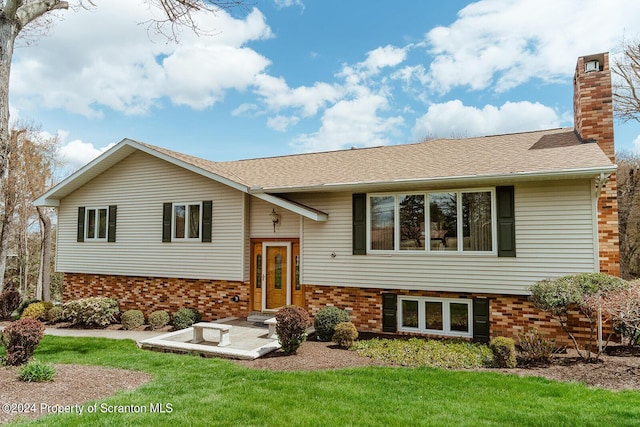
56,151 -> 245,281
295,180 -> 596,295
249,197 -> 301,238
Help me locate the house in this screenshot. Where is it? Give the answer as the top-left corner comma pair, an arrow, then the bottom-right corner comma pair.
35,53 -> 619,344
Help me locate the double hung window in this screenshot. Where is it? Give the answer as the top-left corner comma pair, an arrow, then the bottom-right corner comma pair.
172,202 -> 202,240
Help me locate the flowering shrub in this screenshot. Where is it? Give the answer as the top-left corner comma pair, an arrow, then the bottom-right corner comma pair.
0,289 -> 21,320
332,322 -> 358,348
62,297 -> 119,328
1,318 -> 45,366
276,306 -> 309,355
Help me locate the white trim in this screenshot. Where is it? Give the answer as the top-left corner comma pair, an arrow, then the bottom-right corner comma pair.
592,178 -> 600,272
398,296 -> 473,338
84,206 -> 109,241
252,192 -> 328,221
261,241 -> 292,311
171,202 -> 202,241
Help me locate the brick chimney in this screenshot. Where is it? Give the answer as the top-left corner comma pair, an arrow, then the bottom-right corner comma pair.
573,52 -> 619,276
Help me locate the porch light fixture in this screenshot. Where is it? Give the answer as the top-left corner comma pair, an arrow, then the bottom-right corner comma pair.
270,209 -> 280,232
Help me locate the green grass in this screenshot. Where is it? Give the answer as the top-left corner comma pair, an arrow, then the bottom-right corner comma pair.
2,336 -> 640,426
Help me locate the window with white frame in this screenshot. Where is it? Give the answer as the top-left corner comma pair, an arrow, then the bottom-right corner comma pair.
368,189 -> 494,253
398,296 -> 472,337
85,207 -> 109,240
173,202 -> 201,240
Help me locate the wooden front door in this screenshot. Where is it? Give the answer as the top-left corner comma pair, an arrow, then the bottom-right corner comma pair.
251,239 -> 303,312
265,244 -> 288,310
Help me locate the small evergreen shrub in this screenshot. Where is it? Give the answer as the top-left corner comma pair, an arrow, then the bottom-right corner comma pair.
313,306 -> 350,342
121,309 -> 145,330
0,289 -> 21,320
148,310 -> 170,330
275,305 -> 310,355
47,306 -> 65,323
332,322 -> 358,348
62,297 -> 119,327
18,360 -> 56,382
518,328 -> 557,364
173,308 -> 201,330
1,318 -> 46,366
21,302 -> 48,321
490,336 -> 517,368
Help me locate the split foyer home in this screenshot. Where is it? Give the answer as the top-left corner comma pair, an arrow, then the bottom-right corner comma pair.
35,53 -> 619,344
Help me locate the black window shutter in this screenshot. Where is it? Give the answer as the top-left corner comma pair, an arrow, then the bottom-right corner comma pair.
202,200 -> 212,243
496,186 -> 516,257
472,298 -> 490,343
382,293 -> 397,332
162,202 -> 172,242
352,193 -> 366,255
77,207 -> 85,242
107,205 -> 117,242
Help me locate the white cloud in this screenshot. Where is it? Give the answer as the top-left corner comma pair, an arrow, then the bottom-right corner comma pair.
633,135 -> 640,152
273,0 -> 304,9
10,2 -> 273,116
339,45 -> 408,88
292,94 -> 404,152
58,139 -> 115,171
425,0 -> 640,93
267,115 -> 300,132
412,100 -> 560,140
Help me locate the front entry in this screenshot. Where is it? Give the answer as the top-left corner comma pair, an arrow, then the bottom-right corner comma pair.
251,239 -> 303,312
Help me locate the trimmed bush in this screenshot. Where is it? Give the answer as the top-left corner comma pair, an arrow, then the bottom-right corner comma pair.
490,336 -> 517,368
173,308 -> 201,330
62,297 -> 119,328
332,322 -> 358,348
313,306 -> 350,342
276,306 -> 310,355
0,289 -> 21,320
148,310 -> 171,330
21,302 -> 48,321
18,360 -> 56,382
47,306 -> 65,323
121,309 -> 145,330
1,318 -> 46,366
16,298 -> 40,318
518,328 -> 557,364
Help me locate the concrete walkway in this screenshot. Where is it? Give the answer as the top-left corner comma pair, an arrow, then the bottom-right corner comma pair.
0,322 -> 165,342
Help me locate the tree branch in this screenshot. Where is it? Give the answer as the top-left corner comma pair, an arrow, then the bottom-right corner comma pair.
15,0 -> 69,29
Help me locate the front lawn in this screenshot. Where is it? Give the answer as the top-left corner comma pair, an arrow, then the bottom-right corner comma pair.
5,336 -> 640,426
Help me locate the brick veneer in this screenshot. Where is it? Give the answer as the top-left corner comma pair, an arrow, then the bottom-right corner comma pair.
305,284 -> 605,347
573,53 -> 620,276
63,273 -> 250,320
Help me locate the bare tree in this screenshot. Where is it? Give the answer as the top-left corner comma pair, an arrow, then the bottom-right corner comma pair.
618,152 -> 640,279
612,39 -> 640,123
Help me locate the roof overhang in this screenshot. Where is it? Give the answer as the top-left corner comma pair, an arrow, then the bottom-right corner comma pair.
34,139 -> 250,207
256,165 -> 617,194
250,192 -> 328,221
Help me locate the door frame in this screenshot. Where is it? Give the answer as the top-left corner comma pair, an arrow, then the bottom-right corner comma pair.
262,241 -> 292,311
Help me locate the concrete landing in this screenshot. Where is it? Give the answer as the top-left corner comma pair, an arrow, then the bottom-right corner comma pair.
138,317 -> 281,360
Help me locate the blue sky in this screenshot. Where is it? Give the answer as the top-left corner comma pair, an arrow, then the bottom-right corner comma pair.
9,0 -> 640,174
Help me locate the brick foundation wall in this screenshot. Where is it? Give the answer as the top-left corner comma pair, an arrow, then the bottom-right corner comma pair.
63,273 -> 250,321
305,284 -> 606,347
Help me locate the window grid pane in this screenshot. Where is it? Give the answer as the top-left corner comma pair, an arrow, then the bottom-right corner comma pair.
188,204 -> 200,239
450,303 -> 469,332
462,191 -> 492,251
401,300 -> 419,328
370,196 -> 395,250
174,205 -> 185,239
98,209 -> 107,239
399,194 -> 425,251
87,209 -> 96,239
425,301 -> 443,330
429,193 -> 457,251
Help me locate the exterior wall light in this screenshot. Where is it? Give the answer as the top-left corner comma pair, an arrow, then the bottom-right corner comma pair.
270,208 -> 280,232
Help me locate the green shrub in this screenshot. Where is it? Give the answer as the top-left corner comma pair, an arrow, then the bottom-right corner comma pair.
0,289 -> 22,320
518,328 -> 557,364
121,309 -> 145,330
18,360 -> 56,382
490,337 -> 517,368
148,310 -> 170,330
21,302 -> 48,321
173,308 -> 201,330
62,297 -> 119,328
313,306 -> 350,341
332,322 -> 358,348
275,306 -> 310,355
47,306 -> 65,323
16,298 -> 40,318
1,318 -> 46,366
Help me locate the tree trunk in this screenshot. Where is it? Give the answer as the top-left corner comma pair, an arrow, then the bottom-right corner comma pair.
37,206 -> 52,301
